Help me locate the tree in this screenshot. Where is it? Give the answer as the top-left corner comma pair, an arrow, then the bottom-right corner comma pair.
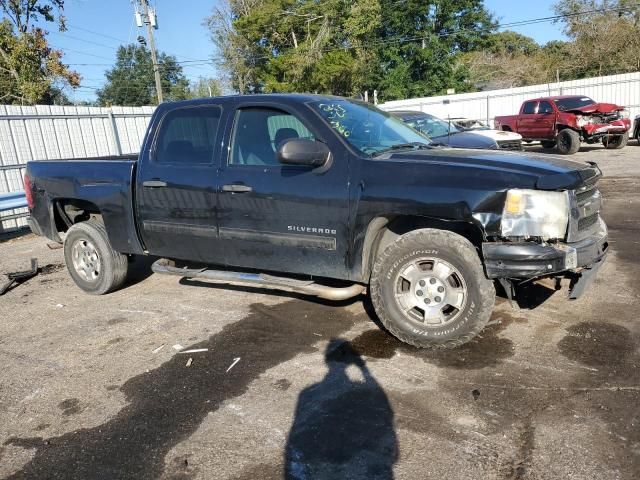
460,31 -> 573,89
372,0 -> 495,100
206,0 -> 494,100
553,0 -> 640,77
97,45 -> 190,106
0,0 -> 79,104
188,77 -> 223,98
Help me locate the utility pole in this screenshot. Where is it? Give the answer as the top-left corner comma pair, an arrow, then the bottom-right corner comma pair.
136,0 -> 163,104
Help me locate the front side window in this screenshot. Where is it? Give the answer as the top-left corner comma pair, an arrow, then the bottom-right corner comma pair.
309,100 -> 431,156
538,101 -> 554,114
230,108 -> 314,166
155,106 -> 221,164
522,102 -> 537,114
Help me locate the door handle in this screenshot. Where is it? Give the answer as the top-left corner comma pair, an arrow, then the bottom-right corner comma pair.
143,180 -> 168,188
222,184 -> 253,193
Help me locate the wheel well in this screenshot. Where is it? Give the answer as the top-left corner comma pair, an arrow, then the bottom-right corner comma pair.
361,215 -> 485,281
501,126 -> 512,132
53,199 -> 102,233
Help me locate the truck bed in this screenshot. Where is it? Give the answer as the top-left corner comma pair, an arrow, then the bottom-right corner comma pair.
26,157 -> 143,254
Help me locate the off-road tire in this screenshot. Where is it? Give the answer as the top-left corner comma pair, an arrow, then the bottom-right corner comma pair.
63,219 -> 128,295
556,129 -> 581,155
541,140 -> 556,149
370,229 -> 495,349
603,131 -> 629,149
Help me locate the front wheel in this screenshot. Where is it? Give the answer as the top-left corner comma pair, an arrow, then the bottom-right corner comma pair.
63,219 -> 129,295
556,129 -> 581,155
370,229 -> 495,349
603,131 -> 629,149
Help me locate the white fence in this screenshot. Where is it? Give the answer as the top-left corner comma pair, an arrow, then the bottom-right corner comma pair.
380,71 -> 640,127
0,105 -> 155,232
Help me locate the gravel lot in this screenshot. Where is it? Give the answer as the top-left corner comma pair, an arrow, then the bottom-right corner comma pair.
1,142 -> 639,479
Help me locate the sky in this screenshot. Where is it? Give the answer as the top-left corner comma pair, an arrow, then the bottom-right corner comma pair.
48,0 -> 568,102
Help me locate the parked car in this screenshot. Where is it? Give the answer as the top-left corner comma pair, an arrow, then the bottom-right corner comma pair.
392,110 -> 523,150
494,96 -> 631,155
633,114 -> 640,143
449,117 -> 490,130
25,95 -> 608,349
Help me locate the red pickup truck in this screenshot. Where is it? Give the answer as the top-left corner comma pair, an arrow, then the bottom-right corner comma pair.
494,96 -> 631,154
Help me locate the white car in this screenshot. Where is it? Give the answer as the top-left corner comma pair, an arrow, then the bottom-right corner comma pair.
392,111 -> 523,150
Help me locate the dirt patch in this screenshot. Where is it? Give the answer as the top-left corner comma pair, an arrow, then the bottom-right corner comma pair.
558,321 -> 635,368
39,264 -> 65,276
58,399 -> 82,416
273,379 -> 291,391
348,310 -> 523,369
4,300 -> 365,480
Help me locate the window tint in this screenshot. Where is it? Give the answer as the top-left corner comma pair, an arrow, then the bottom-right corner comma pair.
538,101 -> 554,114
155,106 -> 221,165
522,102 -> 537,114
230,108 -> 314,166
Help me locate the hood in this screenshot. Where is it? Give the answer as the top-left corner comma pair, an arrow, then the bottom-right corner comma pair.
566,102 -> 623,115
464,129 -> 522,141
382,148 -> 601,190
431,131 -> 497,149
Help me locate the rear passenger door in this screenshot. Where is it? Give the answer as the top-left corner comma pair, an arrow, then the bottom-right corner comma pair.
136,104 -> 224,263
216,102 -> 351,279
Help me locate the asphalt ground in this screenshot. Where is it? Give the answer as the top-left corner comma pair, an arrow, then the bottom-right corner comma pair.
0,141 -> 639,479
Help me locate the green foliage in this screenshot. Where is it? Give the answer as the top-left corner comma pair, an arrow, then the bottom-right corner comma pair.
0,0 -> 79,105
461,31 -> 574,89
97,45 -> 190,106
188,77 -> 223,99
553,0 -> 640,77
206,0 -> 494,101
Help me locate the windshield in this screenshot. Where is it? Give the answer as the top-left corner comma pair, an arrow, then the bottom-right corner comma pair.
554,97 -> 595,111
309,100 -> 431,156
402,113 -> 461,137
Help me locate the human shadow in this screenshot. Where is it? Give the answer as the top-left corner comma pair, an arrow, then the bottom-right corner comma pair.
284,339 -> 398,479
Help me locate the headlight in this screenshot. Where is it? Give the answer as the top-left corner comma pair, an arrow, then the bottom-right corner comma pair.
619,109 -> 630,119
501,189 -> 569,240
576,115 -> 587,127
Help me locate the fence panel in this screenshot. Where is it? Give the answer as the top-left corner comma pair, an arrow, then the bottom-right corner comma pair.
0,105 -> 155,232
380,71 -> 640,127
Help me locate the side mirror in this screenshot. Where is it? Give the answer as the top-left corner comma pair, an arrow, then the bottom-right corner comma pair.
277,138 -> 330,168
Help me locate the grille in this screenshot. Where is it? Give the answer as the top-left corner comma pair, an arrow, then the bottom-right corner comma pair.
497,140 -> 522,150
576,186 -> 598,204
578,213 -> 599,231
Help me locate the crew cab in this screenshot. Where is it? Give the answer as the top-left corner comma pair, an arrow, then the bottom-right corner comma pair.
495,96 -> 631,154
25,95 -> 608,349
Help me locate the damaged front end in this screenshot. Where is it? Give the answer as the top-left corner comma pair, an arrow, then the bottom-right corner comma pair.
573,109 -> 631,142
475,170 -> 608,300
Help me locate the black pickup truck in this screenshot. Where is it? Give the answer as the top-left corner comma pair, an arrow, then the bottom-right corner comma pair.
25,94 -> 608,349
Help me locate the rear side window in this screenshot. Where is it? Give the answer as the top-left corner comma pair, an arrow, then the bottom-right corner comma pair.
522,102 -> 536,114
229,108 -> 314,166
155,106 -> 221,165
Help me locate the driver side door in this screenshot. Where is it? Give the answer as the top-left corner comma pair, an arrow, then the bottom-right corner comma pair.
216,102 -> 351,279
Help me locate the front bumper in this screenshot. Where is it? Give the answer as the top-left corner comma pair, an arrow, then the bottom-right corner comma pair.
482,221 -> 608,279
583,119 -> 631,137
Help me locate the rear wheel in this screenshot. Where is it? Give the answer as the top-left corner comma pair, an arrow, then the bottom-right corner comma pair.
603,131 -> 629,149
556,129 -> 581,155
370,229 -> 495,349
63,219 -> 129,295
541,140 -> 556,149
